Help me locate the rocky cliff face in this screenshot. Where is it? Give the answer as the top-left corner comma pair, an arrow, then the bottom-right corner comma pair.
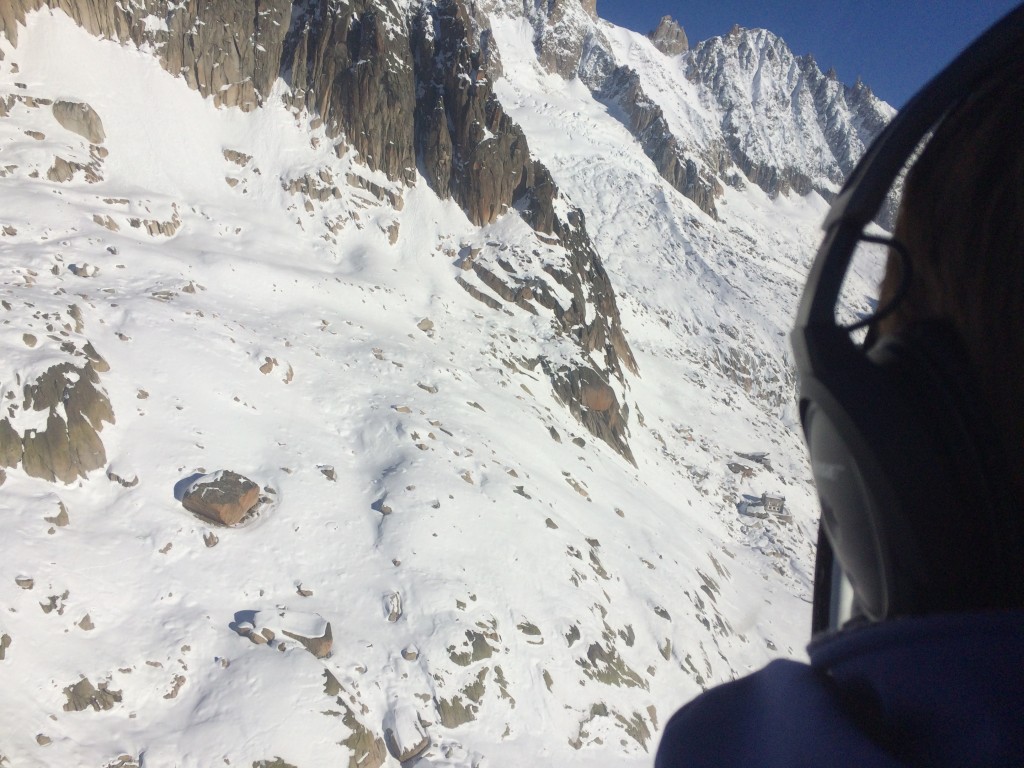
411,0 -> 551,227
283,0 -> 418,183
0,0 -> 293,109
0,0 -> 548,218
648,15 -> 687,56
518,0 -> 722,218
579,37 -> 722,218
1,2 -> 894,226
0,0 -> 639,460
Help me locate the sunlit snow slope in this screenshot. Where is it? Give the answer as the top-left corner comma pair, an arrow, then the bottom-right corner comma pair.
0,8 -> 884,768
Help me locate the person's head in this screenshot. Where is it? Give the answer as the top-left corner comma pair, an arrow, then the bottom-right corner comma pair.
876,62 -> 1024,501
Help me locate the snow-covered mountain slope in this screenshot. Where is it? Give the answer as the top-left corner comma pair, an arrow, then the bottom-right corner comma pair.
0,5 -> 886,767
516,0 -> 895,220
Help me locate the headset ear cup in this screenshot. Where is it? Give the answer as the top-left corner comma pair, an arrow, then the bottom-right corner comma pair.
802,323 -> 1001,623
802,373 -> 917,622
802,319 -> 1019,624
866,326 -> 1011,608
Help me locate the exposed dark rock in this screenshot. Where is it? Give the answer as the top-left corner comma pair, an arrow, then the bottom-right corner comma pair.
44,500 -> 70,527
47,156 -> 76,183
455,275 -> 502,310
410,0 -> 552,227
162,0 -> 293,110
448,628 -> 498,666
383,713 -> 429,763
726,137 -> 814,197
0,419 -> 21,468
469,262 -> 538,315
577,641 -> 647,689
549,208 -> 637,377
107,467 -> 138,487
418,96 -> 453,196
0,1 -> 291,110
534,0 -> 592,79
284,0 -> 417,181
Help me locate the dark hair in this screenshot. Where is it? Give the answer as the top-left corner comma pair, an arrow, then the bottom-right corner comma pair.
878,64 -> 1024,497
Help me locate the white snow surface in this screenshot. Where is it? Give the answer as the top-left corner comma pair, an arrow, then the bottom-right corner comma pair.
0,7 -> 883,768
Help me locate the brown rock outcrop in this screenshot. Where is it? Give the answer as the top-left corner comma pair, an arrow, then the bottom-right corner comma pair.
282,621 -> 333,659
2,0 -> 559,228
534,0 -> 591,79
2,1 -> 291,111
581,379 -> 615,411
2,360 -> 114,484
62,677 -> 122,712
47,156 -> 77,182
181,471 -> 259,526
547,364 -> 633,464
340,702 -> 387,768
383,710 -> 429,763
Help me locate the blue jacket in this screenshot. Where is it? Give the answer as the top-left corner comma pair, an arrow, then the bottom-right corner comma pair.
654,611 -> 1024,767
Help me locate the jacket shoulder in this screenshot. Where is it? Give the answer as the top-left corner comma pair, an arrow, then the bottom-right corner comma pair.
655,659 -> 903,768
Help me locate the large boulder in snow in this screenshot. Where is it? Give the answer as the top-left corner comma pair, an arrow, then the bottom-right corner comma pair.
52,100 -> 105,144
181,471 -> 259,526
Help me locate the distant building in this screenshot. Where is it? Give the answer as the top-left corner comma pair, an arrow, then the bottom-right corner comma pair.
761,493 -> 786,514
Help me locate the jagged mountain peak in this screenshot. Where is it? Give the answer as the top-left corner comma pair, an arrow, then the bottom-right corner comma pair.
686,21 -> 895,199
648,15 -> 688,56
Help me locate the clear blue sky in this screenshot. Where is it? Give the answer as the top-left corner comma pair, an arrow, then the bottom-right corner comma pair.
597,1 -> 1021,107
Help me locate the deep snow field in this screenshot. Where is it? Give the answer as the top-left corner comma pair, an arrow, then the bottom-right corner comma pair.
0,9 -> 881,767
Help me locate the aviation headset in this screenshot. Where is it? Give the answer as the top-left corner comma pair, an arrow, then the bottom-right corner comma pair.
792,4 -> 1024,635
